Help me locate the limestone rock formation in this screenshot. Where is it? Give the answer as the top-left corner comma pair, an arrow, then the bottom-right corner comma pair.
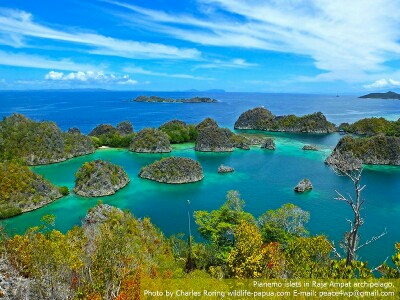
261,138 -> 276,150
74,160 -> 130,197
139,157 -> 204,183
129,128 -> 171,153
218,164 -> 235,173
294,179 -> 313,193
302,144 -> 318,151
326,135 -> 400,168
195,126 -> 234,152
234,107 -> 336,133
116,120 -> 134,135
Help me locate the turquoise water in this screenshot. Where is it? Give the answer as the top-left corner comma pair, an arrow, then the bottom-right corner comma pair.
3,132 -> 400,267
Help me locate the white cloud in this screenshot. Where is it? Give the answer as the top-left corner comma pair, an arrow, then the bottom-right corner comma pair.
124,66 -> 213,80
194,58 -> 257,69
44,70 -> 137,85
363,78 -> 400,89
108,0 -> 400,82
0,50 -> 101,71
0,8 -> 200,60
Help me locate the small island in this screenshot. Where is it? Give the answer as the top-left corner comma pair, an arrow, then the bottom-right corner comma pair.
294,179 -> 313,193
129,128 -> 171,153
359,91 -> 400,100
74,160 -> 130,197
133,95 -> 218,103
139,157 -> 204,184
234,107 -> 336,133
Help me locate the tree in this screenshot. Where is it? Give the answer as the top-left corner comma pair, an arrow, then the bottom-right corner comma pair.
329,152 -> 386,266
258,203 -> 309,244
194,191 -> 254,263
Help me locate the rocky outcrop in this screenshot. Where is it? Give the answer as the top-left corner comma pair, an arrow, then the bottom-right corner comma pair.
89,124 -> 118,136
116,121 -> 134,135
0,161 -> 63,219
134,95 -> 218,103
74,160 -> 130,197
326,135 -> 400,167
68,127 -> 81,134
129,128 -> 171,153
218,165 -> 235,173
234,107 -> 336,133
195,126 -> 234,152
294,179 -> 313,193
0,114 -> 95,165
196,117 -> 219,131
261,138 -> 276,150
82,203 -> 124,226
139,157 -> 204,183
302,144 -> 318,151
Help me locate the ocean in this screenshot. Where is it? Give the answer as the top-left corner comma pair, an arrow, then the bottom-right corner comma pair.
1,90 -> 400,267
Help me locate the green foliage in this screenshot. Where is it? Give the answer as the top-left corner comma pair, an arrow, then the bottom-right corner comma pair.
194,191 -> 254,263
344,117 -> 400,136
159,120 -> 198,143
258,203 -> 310,244
0,114 -> 94,165
0,161 -> 61,219
130,128 -> 170,152
93,132 -> 135,148
379,242 -> 400,278
58,186 -> 69,196
284,236 -> 332,278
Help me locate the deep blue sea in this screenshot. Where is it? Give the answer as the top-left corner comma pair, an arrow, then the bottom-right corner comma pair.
1,90 -> 399,268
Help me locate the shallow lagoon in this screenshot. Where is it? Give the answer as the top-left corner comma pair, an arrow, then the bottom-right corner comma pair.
3,132 -> 400,267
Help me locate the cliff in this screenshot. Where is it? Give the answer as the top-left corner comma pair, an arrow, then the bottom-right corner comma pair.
234,107 -> 336,133
0,162 -> 62,219
0,114 -> 95,165
74,160 -> 130,197
139,157 -> 204,183
129,128 -> 171,153
326,135 -> 400,167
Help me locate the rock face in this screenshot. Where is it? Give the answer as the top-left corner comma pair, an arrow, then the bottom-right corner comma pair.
234,107 -> 336,133
326,135 -> 400,167
74,160 -> 130,197
0,114 -> 95,165
196,117 -> 219,131
134,95 -> 218,103
68,127 -> 81,134
195,126 -> 234,152
261,138 -> 276,150
89,124 -> 118,136
218,165 -> 235,173
139,157 -> 204,183
0,162 -> 62,219
302,144 -> 318,151
294,179 -> 313,193
82,203 -> 123,226
130,128 -> 171,153
116,120 -> 134,135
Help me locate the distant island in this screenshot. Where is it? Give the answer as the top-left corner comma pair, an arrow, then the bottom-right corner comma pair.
359,91 -> 400,99
133,95 -> 218,103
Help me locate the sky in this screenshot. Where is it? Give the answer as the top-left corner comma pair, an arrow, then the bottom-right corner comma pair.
1,0 -> 400,92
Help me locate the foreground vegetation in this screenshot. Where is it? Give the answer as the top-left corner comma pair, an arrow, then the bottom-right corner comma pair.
1,191 -> 399,299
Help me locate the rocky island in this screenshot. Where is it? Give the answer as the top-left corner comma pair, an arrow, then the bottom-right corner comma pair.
326,135 -> 400,168
134,95 -> 218,103
139,157 -> 204,183
302,144 -> 318,151
261,138 -> 276,150
89,121 -> 135,148
218,165 -> 235,173
234,107 -> 336,133
74,160 -> 130,197
195,118 -> 235,152
129,128 -> 171,153
359,91 -> 400,100
0,162 -> 63,219
294,179 -> 313,193
0,114 -> 95,165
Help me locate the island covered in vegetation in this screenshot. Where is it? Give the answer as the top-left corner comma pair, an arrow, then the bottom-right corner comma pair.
139,157 -> 204,183
133,95 -> 218,103
359,91 -> 400,99
74,160 -> 130,197
234,107 -> 336,133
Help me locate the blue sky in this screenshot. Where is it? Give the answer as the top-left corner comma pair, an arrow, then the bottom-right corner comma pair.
1,0 -> 400,92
